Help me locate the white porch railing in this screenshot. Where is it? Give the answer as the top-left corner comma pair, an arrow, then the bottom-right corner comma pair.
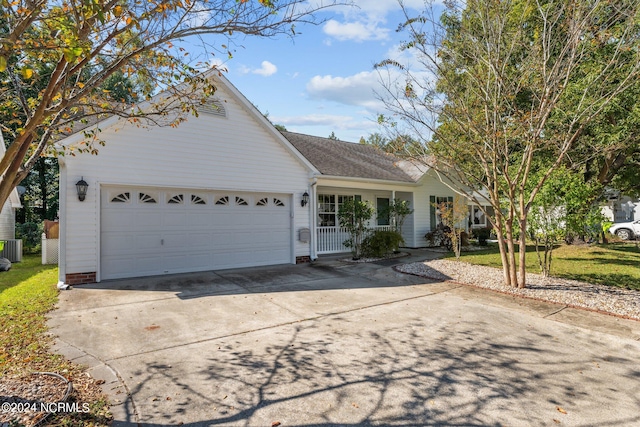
317,225 -> 394,254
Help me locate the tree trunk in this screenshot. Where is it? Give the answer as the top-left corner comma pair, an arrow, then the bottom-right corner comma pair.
494,216 -> 513,287
518,216 -> 528,288
505,221 -> 518,287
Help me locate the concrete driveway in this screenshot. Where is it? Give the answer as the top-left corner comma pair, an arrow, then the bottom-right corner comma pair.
48,251 -> 640,426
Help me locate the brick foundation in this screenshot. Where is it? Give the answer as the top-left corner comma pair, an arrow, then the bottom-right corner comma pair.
295,256 -> 311,264
66,272 -> 97,285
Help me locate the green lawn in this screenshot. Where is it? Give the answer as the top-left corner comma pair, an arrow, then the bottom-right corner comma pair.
445,243 -> 640,290
0,255 -> 111,425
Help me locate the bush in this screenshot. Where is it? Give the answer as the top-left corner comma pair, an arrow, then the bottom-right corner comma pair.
425,223 -> 452,249
16,222 -> 43,251
362,230 -> 404,258
472,227 -> 492,246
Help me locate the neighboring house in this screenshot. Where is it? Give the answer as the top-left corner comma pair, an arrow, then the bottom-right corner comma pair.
601,193 -> 639,223
0,130 -> 23,241
57,73 -> 478,285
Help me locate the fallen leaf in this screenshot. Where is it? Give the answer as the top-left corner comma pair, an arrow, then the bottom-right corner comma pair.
556,406 -> 567,414
271,422 -> 281,427
553,419 -> 560,424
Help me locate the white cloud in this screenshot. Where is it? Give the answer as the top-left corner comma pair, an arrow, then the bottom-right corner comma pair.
272,114 -> 372,137
322,19 -> 389,42
306,71 -> 385,111
208,57 -> 229,73
317,0 -> 432,42
238,61 -> 277,76
275,114 -> 353,127
253,60 -> 277,76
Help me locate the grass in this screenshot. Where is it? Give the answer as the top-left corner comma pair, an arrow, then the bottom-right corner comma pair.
445,242 -> 640,291
0,254 -> 112,426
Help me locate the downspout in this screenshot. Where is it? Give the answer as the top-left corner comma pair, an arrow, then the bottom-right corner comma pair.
57,157 -> 67,286
309,177 -> 318,261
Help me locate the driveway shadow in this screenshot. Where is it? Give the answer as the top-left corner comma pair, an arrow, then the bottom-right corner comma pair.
110,317 -> 640,426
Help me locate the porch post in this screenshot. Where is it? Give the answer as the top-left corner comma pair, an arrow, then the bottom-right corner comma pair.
391,190 -> 396,229
309,178 -> 318,261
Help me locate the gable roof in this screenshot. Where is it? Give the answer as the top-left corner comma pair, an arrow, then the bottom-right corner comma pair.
281,131 -> 426,183
54,71 -> 318,175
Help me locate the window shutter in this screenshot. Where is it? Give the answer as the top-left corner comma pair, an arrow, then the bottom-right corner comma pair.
429,196 -> 436,231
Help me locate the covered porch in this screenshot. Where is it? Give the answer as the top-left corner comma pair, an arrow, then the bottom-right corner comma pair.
311,183 -> 415,255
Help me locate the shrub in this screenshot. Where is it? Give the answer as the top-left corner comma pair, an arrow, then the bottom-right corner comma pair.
472,227 -> 492,246
16,222 -> 43,252
362,230 -> 405,258
338,199 -> 374,259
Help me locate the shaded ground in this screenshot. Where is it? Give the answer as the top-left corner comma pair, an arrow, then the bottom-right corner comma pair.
48,251 -> 640,426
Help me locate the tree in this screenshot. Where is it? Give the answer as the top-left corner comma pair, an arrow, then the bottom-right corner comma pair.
17,158 -> 60,223
359,132 -> 423,156
0,0 -> 342,210
359,132 -> 389,150
376,0 -> 640,287
337,199 -> 374,260
379,198 -> 414,236
528,167 -> 604,276
435,195 -> 468,259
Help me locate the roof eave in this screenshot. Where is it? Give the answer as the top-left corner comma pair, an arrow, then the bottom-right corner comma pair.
315,174 -> 421,186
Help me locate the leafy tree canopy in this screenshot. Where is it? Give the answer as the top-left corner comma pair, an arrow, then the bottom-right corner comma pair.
0,0 -> 342,208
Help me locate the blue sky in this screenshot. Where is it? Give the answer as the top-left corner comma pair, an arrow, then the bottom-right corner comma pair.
208,1 -> 429,143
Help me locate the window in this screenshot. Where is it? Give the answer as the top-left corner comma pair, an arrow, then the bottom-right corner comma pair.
318,194 -> 336,226
257,198 -> 269,206
191,194 -> 206,205
429,195 -> 453,230
139,192 -> 157,204
376,198 -> 390,226
317,194 -> 362,227
273,198 -> 285,207
215,196 -> 229,205
167,194 -> 184,204
235,196 -> 248,206
471,206 -> 487,227
111,192 -> 130,203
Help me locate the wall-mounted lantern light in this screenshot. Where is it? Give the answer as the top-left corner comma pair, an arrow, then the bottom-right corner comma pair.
76,177 -> 89,201
301,191 -> 309,207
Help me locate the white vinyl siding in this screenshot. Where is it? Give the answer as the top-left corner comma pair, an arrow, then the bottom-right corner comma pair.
62,82 -> 310,280
0,201 -> 16,240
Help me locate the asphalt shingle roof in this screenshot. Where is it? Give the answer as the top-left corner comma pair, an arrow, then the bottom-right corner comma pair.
281,131 -> 424,183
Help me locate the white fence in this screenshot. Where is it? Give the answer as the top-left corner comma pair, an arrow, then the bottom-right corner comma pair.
316,225 -> 394,254
42,233 -> 59,265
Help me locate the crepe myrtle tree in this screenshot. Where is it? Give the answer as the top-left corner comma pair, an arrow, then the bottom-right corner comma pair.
0,0 -> 344,209
376,0 -> 640,288
337,198 -> 374,260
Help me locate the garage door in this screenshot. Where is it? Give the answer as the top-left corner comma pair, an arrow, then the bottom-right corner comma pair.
101,186 -> 292,280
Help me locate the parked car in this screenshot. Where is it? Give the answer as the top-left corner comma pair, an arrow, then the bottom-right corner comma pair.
609,220 -> 640,240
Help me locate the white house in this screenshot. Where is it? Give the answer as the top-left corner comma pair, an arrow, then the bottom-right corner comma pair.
601,193 -> 639,223
0,131 -> 23,241
57,73 -> 471,285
